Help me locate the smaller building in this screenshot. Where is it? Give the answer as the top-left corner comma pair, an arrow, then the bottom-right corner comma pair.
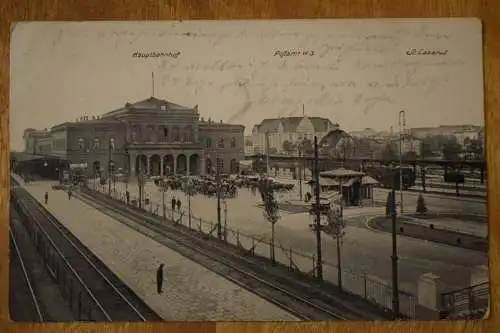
307,168 -> 379,206
391,134 -> 422,157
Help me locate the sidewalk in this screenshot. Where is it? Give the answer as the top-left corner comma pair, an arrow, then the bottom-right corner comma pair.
367,216 -> 488,253
14,177 -> 298,321
403,216 -> 487,238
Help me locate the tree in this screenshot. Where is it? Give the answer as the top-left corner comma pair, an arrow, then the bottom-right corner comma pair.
302,138 -> 314,155
325,205 -> 346,290
402,151 -> 418,161
442,141 -> 462,160
258,178 -> 280,264
416,194 -> 428,214
381,143 -> 398,161
282,140 -> 293,153
420,142 -> 434,158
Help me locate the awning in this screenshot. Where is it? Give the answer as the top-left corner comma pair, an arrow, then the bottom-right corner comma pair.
239,160 -> 253,166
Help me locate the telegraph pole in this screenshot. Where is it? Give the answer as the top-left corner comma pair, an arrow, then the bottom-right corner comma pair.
297,144 -> 303,201
216,151 -> 222,240
313,136 -> 323,280
391,170 -> 400,318
108,138 -> 113,196
398,110 -> 406,215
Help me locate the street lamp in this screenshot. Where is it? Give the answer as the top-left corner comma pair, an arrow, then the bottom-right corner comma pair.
398,110 -> 406,215
138,153 -> 145,209
184,177 -> 194,228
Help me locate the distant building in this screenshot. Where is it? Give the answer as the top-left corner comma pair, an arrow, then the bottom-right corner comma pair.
23,96 -> 245,176
409,125 -> 482,140
391,134 -> 422,156
250,116 -> 338,154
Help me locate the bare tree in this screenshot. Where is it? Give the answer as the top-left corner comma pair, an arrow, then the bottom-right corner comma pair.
258,178 -> 280,264
324,203 -> 346,290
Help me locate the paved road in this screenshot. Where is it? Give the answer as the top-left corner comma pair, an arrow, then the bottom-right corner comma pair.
372,188 -> 486,216
113,179 -> 488,296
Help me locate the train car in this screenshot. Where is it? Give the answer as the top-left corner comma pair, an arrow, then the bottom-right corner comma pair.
365,165 -> 416,190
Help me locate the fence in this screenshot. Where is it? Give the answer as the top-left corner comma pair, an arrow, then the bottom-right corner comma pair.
11,191 -> 108,321
441,282 -> 489,318
91,185 -> 416,319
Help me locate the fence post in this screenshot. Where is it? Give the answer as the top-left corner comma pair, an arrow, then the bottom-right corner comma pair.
198,217 -> 202,232
251,237 -> 255,255
289,248 -> 293,271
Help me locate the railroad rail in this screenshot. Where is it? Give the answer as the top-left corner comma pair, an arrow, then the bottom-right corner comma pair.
76,187 -> 392,321
9,228 -> 44,322
10,179 -> 162,322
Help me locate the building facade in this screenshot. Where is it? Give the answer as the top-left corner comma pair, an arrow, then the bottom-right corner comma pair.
250,116 -> 338,154
23,97 -> 245,177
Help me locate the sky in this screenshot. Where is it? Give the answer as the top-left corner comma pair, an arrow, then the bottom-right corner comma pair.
10,19 -> 484,151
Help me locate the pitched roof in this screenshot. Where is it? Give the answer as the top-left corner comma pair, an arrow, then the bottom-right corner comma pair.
255,116 -> 334,133
102,96 -> 193,118
128,96 -> 190,110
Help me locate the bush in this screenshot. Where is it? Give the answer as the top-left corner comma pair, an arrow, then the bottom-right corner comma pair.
416,194 -> 428,214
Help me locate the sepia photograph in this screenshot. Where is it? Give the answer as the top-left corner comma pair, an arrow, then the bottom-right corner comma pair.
9,18 -> 487,322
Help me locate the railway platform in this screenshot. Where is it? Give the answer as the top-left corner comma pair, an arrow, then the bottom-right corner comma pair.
12,175 -> 299,321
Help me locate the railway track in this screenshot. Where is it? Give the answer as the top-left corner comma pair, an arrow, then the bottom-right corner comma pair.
9,228 -> 44,322
11,181 -> 162,322
76,188 -> 390,321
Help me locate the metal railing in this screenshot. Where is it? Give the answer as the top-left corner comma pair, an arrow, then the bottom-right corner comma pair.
95,185 -> 416,319
440,282 -> 489,318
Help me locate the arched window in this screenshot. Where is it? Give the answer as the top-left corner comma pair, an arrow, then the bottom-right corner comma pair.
230,137 -> 237,148
206,137 -> 212,148
78,137 -> 85,150
93,138 -> 100,149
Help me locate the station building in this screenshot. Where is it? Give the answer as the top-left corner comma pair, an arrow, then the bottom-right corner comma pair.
22,96 -> 245,178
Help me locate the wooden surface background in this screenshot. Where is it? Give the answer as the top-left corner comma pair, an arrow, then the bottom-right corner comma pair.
0,1 -> 498,333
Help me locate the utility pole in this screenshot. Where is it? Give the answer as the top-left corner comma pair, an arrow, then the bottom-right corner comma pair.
298,144 -> 303,201
391,170 -> 400,318
138,152 -> 144,209
265,131 -> 270,177
398,110 -> 406,215
216,151 -> 222,240
313,136 -> 323,280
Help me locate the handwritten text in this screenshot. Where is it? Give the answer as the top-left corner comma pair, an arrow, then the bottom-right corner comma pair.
132,51 -> 181,59
274,50 -> 315,58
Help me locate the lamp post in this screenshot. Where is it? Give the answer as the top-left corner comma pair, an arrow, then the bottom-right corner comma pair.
297,144 -> 303,201
223,199 -> 228,241
265,131 -> 270,177
398,110 -> 406,215
138,153 -> 145,209
185,177 -> 194,228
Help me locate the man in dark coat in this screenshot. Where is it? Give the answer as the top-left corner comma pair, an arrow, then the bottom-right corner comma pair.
44,191 -> 48,205
156,264 -> 164,294
171,197 -> 176,211
68,189 -> 72,200
126,191 -> 130,205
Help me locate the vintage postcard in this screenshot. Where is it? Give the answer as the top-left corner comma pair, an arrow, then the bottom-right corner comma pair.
9,19 -> 486,322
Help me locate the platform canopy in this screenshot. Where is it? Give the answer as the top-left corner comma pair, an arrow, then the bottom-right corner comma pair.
320,167 -> 364,178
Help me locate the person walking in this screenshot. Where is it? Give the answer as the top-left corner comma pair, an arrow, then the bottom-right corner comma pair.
171,196 -> 176,211
126,191 -> 130,205
156,264 -> 164,294
44,191 -> 48,205
176,199 -> 181,212
68,189 -> 72,200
